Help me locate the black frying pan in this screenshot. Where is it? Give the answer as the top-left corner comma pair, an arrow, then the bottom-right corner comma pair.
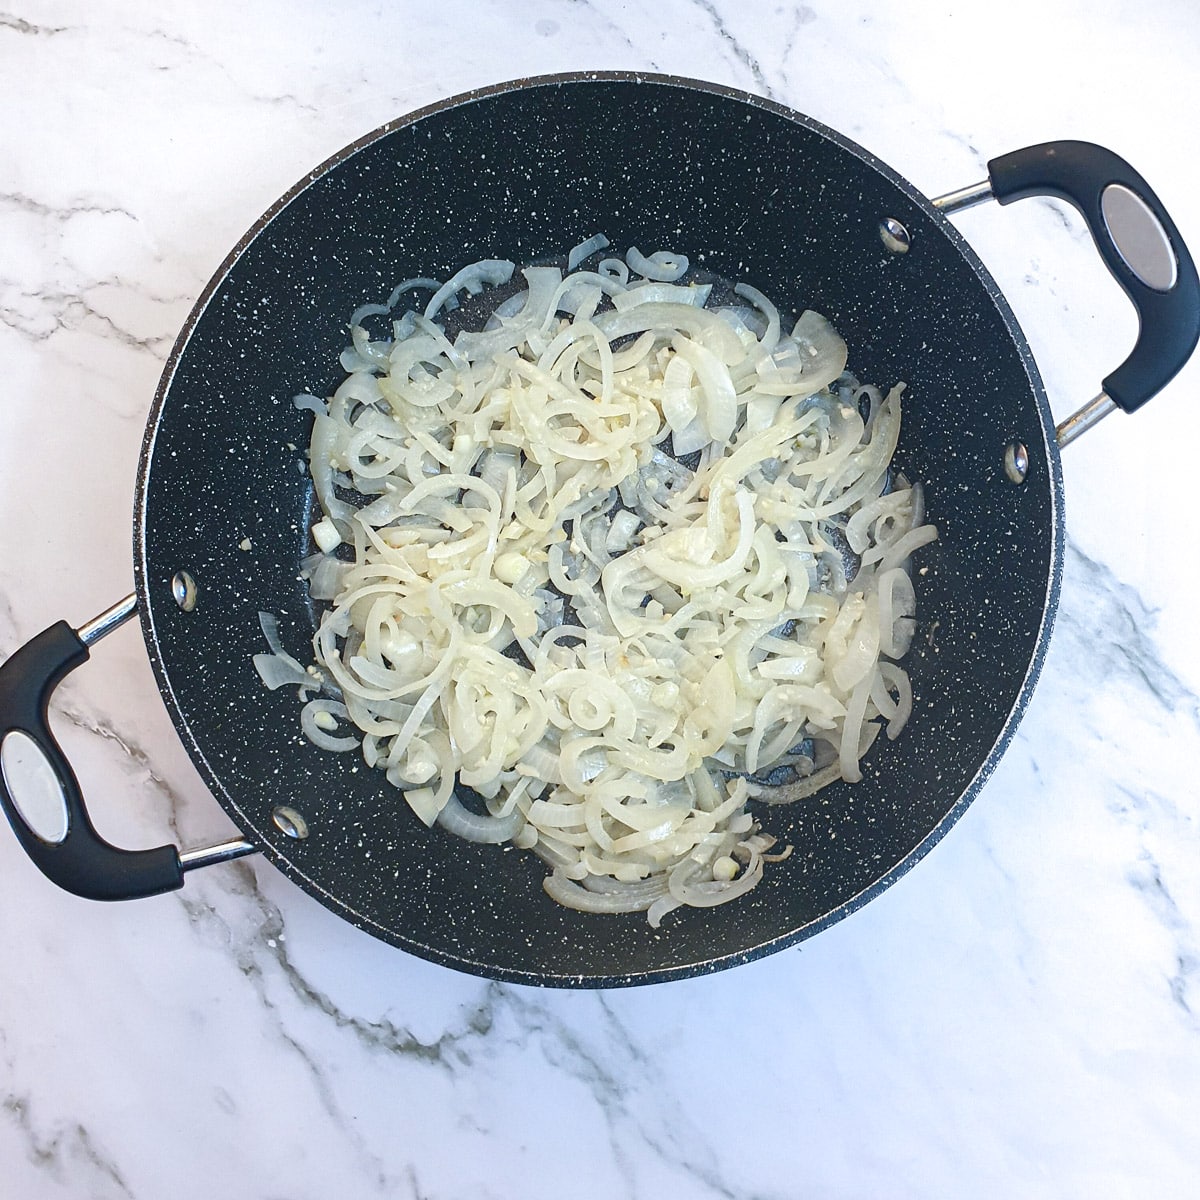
1,74 -> 1196,987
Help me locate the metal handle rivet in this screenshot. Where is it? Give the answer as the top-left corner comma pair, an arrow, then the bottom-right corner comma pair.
1003,442 -> 1029,484
171,571 -> 199,612
880,217 -> 911,254
272,805 -> 310,839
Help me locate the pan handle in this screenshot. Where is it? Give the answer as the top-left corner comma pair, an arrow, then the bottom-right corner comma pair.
934,141 -> 1200,443
0,595 -> 255,901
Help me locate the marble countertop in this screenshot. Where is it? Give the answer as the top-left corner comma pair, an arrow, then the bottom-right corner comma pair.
3,2 -> 1199,1196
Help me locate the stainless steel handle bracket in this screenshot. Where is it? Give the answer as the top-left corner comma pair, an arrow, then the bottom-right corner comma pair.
931,179 -> 994,215
76,593 -> 138,647
1054,391 -> 1118,448
179,838 -> 258,873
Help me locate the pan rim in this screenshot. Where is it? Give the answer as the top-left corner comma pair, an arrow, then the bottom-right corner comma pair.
133,71 -> 1066,987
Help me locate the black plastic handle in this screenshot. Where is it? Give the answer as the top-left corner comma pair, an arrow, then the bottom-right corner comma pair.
987,141 -> 1200,414
0,621 -> 183,900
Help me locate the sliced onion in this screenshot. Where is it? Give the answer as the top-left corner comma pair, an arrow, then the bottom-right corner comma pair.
254,654 -> 317,692
747,759 -> 843,804
279,240 -> 937,929
300,699 -> 359,751
544,868 -> 657,912
302,552 -> 347,601
877,524 -> 939,574
597,257 -> 630,284
672,336 -> 738,442
877,662 -> 913,738
733,282 -> 781,353
435,793 -> 524,843
605,510 -> 641,554
613,283 -> 711,311
791,310 -> 849,396
423,259 -> 515,321
626,246 -> 690,282
567,233 -> 610,271
593,304 -> 745,365
293,393 -> 327,416
877,566 -> 917,657
661,354 -> 698,433
838,669 -> 875,784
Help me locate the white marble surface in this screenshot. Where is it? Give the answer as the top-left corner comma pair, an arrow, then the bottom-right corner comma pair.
2,1 -> 1199,1196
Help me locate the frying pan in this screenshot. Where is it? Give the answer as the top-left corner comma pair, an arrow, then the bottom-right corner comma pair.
1,74 -> 1196,987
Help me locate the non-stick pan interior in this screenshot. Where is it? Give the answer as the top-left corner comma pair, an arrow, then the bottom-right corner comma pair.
135,74 -> 1063,985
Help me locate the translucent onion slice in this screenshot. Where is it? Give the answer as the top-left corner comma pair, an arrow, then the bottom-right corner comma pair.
567,233 -> 610,271
791,310 -> 849,395
424,260 -> 515,321
626,246 -> 690,281
435,794 -> 524,843
300,700 -> 359,751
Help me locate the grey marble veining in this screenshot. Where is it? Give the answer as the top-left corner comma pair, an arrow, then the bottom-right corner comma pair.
2,1 -> 1199,1197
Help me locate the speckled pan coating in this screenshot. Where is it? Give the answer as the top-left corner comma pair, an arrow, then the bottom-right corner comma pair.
133,73 -> 1064,988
